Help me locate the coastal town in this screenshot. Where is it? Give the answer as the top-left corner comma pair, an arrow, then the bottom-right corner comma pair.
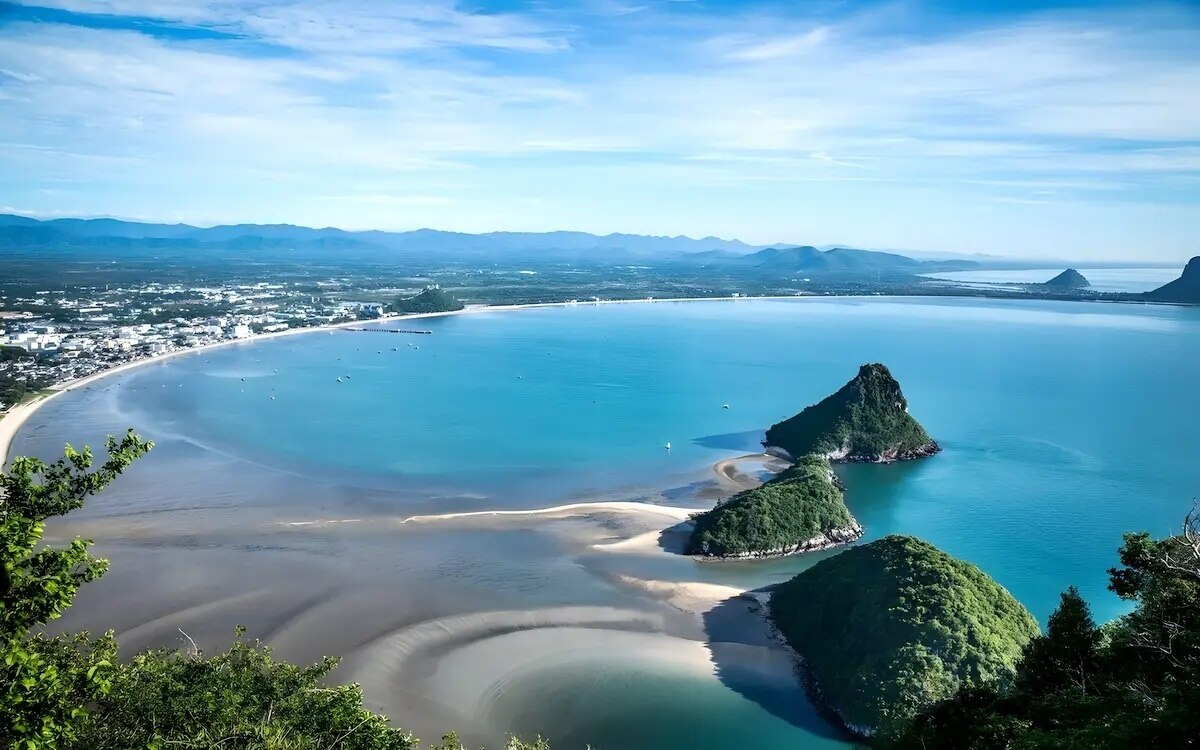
0,280 -> 389,410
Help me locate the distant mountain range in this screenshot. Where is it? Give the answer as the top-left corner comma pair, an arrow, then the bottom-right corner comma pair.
0,214 -> 977,274
680,245 -> 974,274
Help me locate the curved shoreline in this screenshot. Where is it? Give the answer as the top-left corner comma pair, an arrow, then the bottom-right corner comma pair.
0,293 -> 809,466
0,291 -> 1158,466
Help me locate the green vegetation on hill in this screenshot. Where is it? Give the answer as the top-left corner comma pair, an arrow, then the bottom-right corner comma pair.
764,364 -> 938,461
689,364 -> 937,558
770,535 -> 1040,736
0,434 -> 547,750
687,455 -> 858,557
890,512 -> 1200,750
390,286 -> 464,314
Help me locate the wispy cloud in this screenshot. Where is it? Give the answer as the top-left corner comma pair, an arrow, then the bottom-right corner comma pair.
1,0 -> 1198,259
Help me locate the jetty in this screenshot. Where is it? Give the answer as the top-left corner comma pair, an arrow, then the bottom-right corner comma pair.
345,327 -> 433,335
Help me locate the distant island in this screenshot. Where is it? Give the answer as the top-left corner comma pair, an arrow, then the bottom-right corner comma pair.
1145,255 -> 1200,303
687,364 -> 937,558
389,286 -> 464,314
769,535 -> 1040,737
1042,268 -> 1090,289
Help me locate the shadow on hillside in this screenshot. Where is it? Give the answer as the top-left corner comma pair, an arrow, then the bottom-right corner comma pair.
701,590 -> 853,741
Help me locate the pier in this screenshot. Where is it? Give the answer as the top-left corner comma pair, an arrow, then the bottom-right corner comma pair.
345,327 -> 433,335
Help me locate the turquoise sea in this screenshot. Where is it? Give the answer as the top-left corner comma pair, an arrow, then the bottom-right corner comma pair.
12,297 -> 1200,750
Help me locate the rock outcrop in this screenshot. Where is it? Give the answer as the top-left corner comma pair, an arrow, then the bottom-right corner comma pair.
1145,257 -> 1200,304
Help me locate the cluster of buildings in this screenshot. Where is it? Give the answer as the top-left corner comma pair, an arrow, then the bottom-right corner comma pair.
0,281 -> 390,408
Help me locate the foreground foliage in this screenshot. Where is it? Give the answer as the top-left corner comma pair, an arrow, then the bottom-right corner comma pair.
770,535 -> 1040,736
687,455 -> 855,556
1,434 -> 548,750
889,510 -> 1200,749
764,363 -> 938,461
1,430 -> 152,748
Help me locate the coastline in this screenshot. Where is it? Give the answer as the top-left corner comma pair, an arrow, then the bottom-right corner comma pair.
0,293 -> 809,466
2,289 -> 1184,468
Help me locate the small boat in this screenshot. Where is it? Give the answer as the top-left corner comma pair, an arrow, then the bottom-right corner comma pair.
664,442 -> 672,450
336,377 -> 342,382
722,403 -> 730,409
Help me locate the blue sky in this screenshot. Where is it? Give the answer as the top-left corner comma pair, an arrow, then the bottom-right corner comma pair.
1,0 -> 1197,260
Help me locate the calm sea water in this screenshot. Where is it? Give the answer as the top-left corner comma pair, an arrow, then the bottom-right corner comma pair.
12,296 -> 1200,750
922,266 -> 1179,292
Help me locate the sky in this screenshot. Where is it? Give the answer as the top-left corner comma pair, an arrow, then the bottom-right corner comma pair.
0,0 -> 1197,261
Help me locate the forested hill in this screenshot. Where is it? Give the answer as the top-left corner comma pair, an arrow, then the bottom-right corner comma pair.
764,363 -> 939,462
770,535 -> 1040,737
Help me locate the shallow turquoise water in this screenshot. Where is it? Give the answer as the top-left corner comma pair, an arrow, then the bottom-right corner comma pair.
13,296 -> 1200,749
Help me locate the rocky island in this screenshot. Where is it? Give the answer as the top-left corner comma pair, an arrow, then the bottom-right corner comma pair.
686,454 -> 862,557
687,364 -> 938,558
763,363 -> 939,462
769,535 -> 1040,738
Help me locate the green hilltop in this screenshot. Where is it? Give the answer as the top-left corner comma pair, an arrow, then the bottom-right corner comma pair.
764,363 -> 939,462
390,286 -> 464,314
688,364 -> 937,558
686,455 -> 861,557
770,535 -> 1040,737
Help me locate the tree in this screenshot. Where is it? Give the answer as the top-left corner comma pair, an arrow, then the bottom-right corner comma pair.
888,506 -> 1200,750
79,628 -> 417,750
1015,587 -> 1102,695
2,432 -> 553,750
1,430 -> 152,749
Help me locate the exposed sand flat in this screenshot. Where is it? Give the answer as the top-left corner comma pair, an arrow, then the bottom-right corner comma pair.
399,501 -> 698,525
343,607 -> 713,744
612,574 -> 747,615
713,452 -> 787,490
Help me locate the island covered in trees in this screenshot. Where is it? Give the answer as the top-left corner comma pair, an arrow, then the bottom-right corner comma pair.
687,364 -> 938,558
763,363 -> 939,462
770,535 -> 1040,737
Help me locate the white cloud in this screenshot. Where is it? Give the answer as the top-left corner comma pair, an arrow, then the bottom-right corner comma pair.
722,26 -> 831,61
27,0 -> 569,53
1,1 -> 1198,258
